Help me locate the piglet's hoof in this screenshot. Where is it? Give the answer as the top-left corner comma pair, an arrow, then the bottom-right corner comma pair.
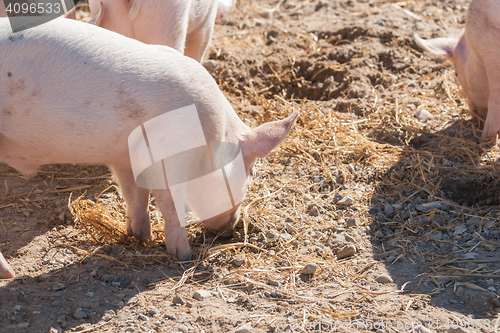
165,228 -> 191,262
127,223 -> 152,242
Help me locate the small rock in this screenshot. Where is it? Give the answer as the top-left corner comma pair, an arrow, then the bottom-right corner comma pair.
232,254 -> 246,267
117,312 -> 131,320
375,274 -> 393,284
368,207 -> 383,215
384,204 -> 394,215
467,216 -> 481,224
38,273 -> 52,280
308,205 -> 320,216
164,312 -> 176,320
178,324 -> 189,333
193,290 -> 212,301
346,218 -> 359,228
147,306 -> 158,316
172,293 -> 186,306
89,270 -> 97,277
415,201 -> 450,213
51,301 -> 61,306
102,310 -> 115,321
455,287 -> 464,297
313,176 -> 324,183
73,309 -> 87,319
266,273 -> 280,287
56,315 -> 66,324
302,263 -> 317,275
324,76 -> 334,86
337,245 -> 357,259
373,230 -> 384,238
14,305 -> 22,311
331,235 -> 345,244
53,283 -> 66,291
463,252 -> 478,260
86,292 -> 94,297
337,196 -> 353,206
280,233 -> 292,241
268,279 -> 280,287
286,223 -> 298,235
235,322 -> 252,333
265,231 -> 277,239
112,300 -> 125,307
485,220 -> 496,228
344,234 -> 357,244
332,192 -> 343,203
138,313 -> 149,321
202,59 -> 219,70
101,274 -> 119,283
414,109 -> 433,121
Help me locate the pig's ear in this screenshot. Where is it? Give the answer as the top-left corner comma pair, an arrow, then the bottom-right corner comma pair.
240,111 -> 299,161
128,0 -> 142,21
414,33 -> 457,58
89,1 -> 104,26
64,6 -> 76,20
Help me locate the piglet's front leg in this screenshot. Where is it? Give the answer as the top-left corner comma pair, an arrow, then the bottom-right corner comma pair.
151,189 -> 191,261
109,165 -> 152,242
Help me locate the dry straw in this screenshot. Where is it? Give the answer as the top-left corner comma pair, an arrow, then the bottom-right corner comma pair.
1,0 -> 499,325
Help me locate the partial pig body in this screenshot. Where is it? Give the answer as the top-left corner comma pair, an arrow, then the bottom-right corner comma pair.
88,0 -> 235,62
415,0 -> 500,138
0,18 -> 297,278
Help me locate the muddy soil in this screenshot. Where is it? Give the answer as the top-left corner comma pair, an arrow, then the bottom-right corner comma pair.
1,1 -> 499,333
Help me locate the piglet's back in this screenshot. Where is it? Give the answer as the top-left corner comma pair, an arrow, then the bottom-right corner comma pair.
0,18 -> 227,166
0,17 -> 216,103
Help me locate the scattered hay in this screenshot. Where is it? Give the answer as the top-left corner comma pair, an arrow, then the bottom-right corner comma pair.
0,0 -> 498,325
69,186 -> 129,245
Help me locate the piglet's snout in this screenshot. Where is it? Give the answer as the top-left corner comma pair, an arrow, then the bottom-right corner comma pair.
202,206 -> 241,236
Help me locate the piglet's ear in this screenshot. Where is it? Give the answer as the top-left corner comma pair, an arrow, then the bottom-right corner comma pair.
64,6 -> 76,20
128,0 -> 142,21
89,1 -> 104,26
414,33 -> 457,58
241,111 -> 299,161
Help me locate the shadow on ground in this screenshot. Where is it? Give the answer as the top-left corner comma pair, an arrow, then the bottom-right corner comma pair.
368,117 -> 500,319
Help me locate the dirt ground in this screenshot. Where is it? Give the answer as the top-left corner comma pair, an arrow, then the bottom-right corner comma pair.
1,0 -> 500,332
